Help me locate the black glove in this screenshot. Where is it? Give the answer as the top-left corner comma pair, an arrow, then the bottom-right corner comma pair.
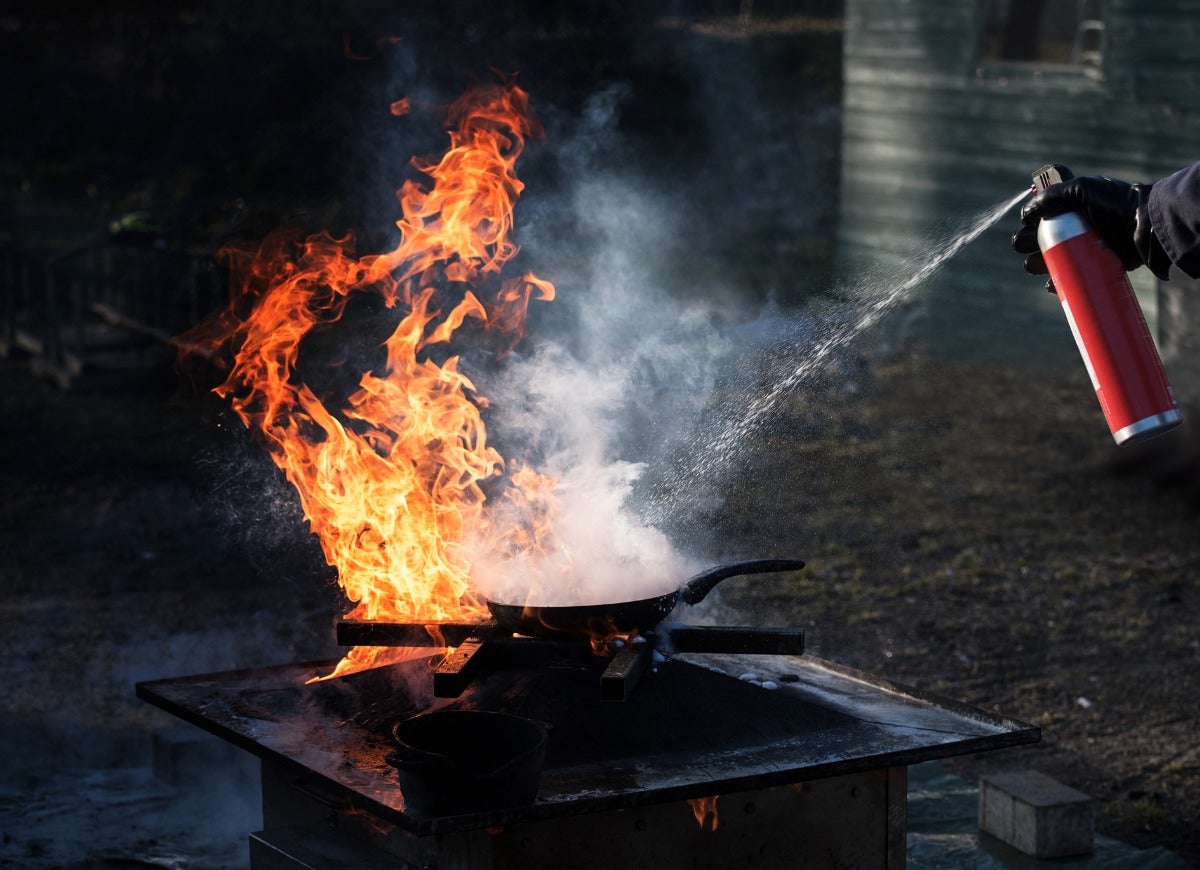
1011,175 -> 1168,290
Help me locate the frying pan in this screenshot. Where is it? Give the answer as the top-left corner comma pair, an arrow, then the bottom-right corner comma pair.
485,558 -> 805,638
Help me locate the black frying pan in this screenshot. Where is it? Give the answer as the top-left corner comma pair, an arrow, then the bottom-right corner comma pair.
485,558 -> 805,638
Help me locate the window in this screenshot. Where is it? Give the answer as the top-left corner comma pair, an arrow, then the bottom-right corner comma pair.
978,0 -> 1104,68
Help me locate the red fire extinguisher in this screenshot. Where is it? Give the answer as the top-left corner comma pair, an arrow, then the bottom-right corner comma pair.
1033,164 -> 1182,445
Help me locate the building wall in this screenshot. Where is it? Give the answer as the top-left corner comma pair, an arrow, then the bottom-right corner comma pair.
838,0 -> 1200,370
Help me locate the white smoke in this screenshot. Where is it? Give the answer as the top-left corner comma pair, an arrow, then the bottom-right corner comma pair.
466,86 -> 745,606
463,89 -> 1024,610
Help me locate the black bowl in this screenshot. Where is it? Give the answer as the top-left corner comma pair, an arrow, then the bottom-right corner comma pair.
387,710 -> 547,816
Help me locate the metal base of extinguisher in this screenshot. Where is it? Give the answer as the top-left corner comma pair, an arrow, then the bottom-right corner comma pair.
1113,409 -> 1183,446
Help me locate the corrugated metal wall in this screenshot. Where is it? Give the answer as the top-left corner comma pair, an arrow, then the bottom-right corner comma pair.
838,0 -> 1200,365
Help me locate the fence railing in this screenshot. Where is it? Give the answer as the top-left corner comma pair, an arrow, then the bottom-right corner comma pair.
0,236 -> 225,388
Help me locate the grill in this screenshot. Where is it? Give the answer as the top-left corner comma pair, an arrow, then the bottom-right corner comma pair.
137,640 -> 1038,869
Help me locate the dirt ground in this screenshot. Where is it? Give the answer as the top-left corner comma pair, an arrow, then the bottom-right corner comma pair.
706,353 -> 1200,866
1,345 -> 1197,866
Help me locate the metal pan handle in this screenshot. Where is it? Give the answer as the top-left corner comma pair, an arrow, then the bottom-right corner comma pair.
679,558 -> 806,605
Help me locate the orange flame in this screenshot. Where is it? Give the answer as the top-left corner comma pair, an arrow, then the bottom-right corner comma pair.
492,462 -> 562,559
182,78 -> 558,678
688,795 -> 720,832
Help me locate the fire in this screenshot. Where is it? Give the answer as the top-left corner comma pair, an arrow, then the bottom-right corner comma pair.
588,629 -> 633,656
493,462 -> 562,560
688,795 -> 720,832
182,78 -> 558,678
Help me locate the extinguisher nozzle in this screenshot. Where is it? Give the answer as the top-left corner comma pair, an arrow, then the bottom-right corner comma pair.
1033,164 -> 1076,193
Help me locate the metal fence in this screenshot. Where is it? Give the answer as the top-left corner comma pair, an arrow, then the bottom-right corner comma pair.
0,237 -> 225,388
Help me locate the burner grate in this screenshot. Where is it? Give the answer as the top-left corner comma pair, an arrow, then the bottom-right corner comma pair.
335,619 -> 806,700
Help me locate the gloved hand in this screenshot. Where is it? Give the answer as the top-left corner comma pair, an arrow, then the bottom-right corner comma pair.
1011,175 -> 1166,291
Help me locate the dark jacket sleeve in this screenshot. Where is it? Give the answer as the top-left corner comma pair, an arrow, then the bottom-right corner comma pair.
1147,161 -> 1200,279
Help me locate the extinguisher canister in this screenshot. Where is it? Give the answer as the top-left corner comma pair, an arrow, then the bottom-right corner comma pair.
1031,164 -> 1182,445
1037,211 -> 1089,249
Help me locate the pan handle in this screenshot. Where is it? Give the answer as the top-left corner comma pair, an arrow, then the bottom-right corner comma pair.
679,558 -> 806,606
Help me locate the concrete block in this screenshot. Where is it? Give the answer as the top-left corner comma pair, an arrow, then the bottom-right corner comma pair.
979,770 -> 1094,858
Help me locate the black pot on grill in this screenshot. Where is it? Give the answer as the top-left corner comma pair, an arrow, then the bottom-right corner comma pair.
386,710 -> 547,816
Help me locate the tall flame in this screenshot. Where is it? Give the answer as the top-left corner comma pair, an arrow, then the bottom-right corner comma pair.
182,79 -> 557,677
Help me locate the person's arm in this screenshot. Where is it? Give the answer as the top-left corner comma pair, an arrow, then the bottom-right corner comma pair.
1010,163 -> 1200,285
1145,162 -> 1200,279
